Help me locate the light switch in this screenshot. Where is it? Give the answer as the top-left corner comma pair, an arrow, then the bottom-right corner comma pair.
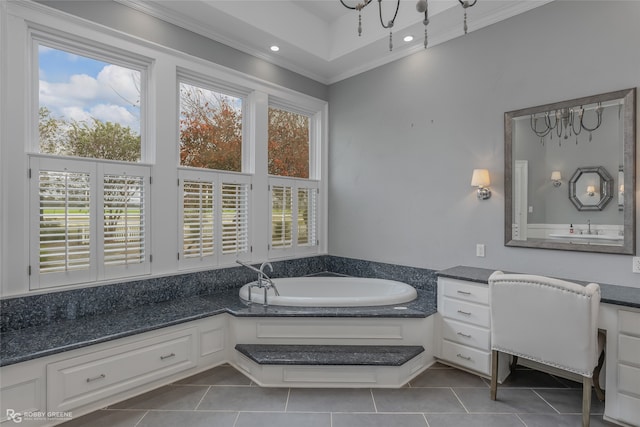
476,244 -> 485,257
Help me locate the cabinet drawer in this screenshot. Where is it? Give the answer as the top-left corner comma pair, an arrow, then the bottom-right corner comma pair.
440,278 -> 489,305
618,363 -> 640,396
619,334 -> 640,366
47,328 -> 197,412
442,297 -> 490,328
441,318 -> 490,351
619,310 -> 640,336
441,340 -> 491,375
617,393 -> 640,426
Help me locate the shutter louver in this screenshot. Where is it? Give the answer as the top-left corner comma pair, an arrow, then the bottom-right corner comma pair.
297,187 -> 317,246
221,182 -> 249,255
271,185 -> 293,248
182,180 -> 214,259
103,174 -> 146,266
39,170 -> 91,273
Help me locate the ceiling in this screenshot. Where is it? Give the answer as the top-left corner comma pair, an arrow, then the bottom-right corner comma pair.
117,0 -> 553,84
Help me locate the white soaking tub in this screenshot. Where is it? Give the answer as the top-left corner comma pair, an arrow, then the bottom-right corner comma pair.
238,276 -> 417,307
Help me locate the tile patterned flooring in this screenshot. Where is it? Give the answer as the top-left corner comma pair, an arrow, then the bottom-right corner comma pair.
59,363 -> 617,427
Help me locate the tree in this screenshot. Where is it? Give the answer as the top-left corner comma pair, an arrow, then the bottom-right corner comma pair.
179,86 -> 242,172
268,108 -> 309,178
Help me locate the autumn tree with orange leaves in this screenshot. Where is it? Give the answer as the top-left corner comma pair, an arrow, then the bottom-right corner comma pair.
179,83 -> 310,177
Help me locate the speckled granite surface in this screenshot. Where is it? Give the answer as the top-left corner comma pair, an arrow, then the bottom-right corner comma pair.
0,256 -> 438,367
438,265 -> 640,309
235,344 -> 424,366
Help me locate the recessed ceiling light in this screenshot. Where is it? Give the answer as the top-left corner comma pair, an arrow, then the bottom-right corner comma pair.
270,45 -> 280,52
403,35 -> 414,42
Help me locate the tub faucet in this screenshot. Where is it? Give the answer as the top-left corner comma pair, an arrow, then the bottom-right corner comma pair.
587,219 -> 592,235
236,260 -> 279,306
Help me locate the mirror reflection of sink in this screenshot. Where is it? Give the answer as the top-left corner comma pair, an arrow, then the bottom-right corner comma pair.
548,233 -> 624,241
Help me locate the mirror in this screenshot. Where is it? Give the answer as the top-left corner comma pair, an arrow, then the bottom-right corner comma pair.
505,88 -> 636,255
568,166 -> 613,211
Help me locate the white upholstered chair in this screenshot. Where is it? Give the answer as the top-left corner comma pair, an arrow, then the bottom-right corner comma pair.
488,271 -> 601,427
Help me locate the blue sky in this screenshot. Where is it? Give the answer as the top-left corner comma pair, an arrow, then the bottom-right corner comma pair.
39,45 -> 141,134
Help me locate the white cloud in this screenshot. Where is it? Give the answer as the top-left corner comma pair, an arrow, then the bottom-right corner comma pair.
39,64 -> 140,132
90,104 -> 137,128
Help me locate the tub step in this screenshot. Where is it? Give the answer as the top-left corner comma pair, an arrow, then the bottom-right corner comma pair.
235,344 -> 424,366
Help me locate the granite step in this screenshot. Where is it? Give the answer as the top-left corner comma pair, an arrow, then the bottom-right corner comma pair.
235,344 -> 424,366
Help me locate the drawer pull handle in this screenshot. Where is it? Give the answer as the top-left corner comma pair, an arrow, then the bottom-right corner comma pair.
456,353 -> 472,361
457,290 -> 472,295
86,374 -> 106,383
457,332 -> 472,338
457,310 -> 472,316
160,352 -> 176,360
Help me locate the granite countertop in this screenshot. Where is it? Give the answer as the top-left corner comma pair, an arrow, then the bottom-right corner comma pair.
438,266 -> 640,309
0,289 -> 434,367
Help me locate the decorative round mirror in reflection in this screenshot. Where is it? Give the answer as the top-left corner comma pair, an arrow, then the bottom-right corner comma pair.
568,166 -> 613,211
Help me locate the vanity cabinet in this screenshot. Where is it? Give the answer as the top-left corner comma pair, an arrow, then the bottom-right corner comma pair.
436,277 -> 493,376
604,307 -> 640,427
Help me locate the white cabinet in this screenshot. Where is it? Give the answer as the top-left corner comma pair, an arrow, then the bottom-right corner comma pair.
0,359 -> 46,426
436,277 -> 493,376
47,327 -> 198,412
609,309 -> 640,426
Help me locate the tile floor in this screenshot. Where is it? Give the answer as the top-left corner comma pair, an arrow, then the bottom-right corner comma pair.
59,363 -> 617,427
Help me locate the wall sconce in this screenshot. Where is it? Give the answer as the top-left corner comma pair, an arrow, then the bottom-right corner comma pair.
551,171 -> 562,187
586,185 -> 596,196
471,169 -> 491,200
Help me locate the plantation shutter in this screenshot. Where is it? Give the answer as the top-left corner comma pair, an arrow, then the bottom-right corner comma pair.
103,174 -> 146,267
182,180 -> 214,259
271,185 -> 293,249
38,170 -> 92,274
221,182 -> 249,255
297,187 -> 318,247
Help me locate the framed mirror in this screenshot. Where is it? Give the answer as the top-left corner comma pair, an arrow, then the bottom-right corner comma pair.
505,88 -> 636,254
568,166 -> 613,211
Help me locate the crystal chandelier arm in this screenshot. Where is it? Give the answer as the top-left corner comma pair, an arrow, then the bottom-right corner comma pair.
571,107 -> 584,136
581,103 -> 604,132
340,0 -> 373,10
377,0 -> 400,29
530,115 -> 552,138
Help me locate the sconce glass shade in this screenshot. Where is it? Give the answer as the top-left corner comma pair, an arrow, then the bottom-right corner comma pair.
471,169 -> 490,187
619,184 -> 624,194
551,171 -> 562,187
471,169 -> 491,200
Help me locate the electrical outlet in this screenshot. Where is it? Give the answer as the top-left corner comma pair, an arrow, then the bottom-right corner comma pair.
476,244 -> 485,258
633,257 -> 640,273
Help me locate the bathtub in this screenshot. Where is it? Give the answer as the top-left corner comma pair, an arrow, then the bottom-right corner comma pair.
238,276 -> 417,307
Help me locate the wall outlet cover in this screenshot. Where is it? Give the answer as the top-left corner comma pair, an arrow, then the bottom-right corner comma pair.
633,257 -> 640,273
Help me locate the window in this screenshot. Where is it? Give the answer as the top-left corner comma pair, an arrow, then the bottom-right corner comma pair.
178,169 -> 250,269
179,80 -> 243,172
268,106 -> 310,178
30,157 -> 150,288
37,43 -> 143,161
29,36 -> 150,289
269,178 -> 318,256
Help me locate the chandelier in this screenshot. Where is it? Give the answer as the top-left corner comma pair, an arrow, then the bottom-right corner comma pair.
530,104 -> 605,146
339,0 -> 478,51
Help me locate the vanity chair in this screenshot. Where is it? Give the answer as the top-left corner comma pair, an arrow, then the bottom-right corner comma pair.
488,271 -> 601,427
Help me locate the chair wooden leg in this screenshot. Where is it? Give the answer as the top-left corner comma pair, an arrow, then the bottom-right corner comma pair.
490,350 -> 498,400
582,376 -> 592,427
593,330 -> 606,402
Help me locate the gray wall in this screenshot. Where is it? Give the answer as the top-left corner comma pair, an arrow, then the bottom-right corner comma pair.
38,0 -> 328,101
328,1 -> 640,287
